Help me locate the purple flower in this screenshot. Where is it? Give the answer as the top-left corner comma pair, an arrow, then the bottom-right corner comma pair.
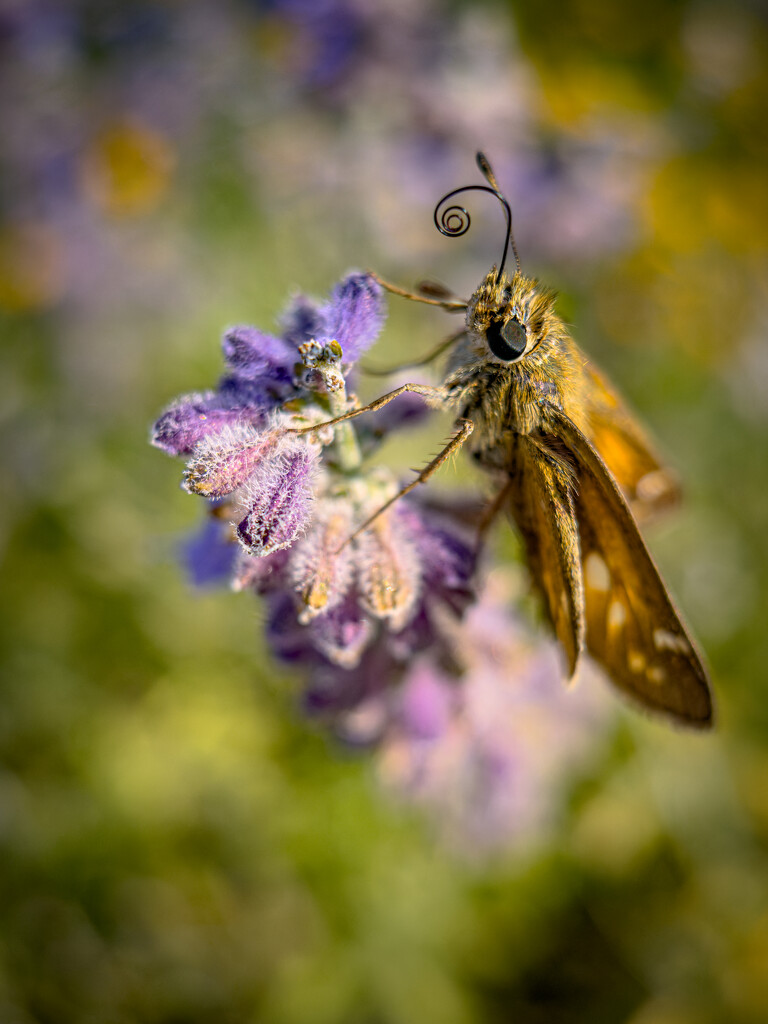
236,441 -> 318,555
321,273 -> 385,363
237,497 -> 477,674
151,272 -> 385,458
151,392 -> 265,456
183,513 -> 237,586
153,271 -> 394,574
221,325 -> 296,385
153,270 -> 612,852
182,423 -> 281,498
307,593 -> 374,669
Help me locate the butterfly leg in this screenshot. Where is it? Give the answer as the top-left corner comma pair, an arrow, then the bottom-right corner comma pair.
370,272 -> 468,311
340,418 -> 475,547
287,382 -> 446,437
362,329 -> 465,377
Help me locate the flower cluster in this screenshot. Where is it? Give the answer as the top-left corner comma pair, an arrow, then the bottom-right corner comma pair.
152,272 -> 474,703
153,272 -> 611,849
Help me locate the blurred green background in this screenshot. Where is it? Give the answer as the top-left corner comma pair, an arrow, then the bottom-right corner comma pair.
2,0 -> 768,1021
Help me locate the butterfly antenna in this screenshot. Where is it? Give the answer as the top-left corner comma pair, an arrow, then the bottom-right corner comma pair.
476,151 -> 521,276
432,153 -> 520,280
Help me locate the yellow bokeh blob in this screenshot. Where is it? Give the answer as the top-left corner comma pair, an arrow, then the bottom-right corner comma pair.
80,118 -> 175,218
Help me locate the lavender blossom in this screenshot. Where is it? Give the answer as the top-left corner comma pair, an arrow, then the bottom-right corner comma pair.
236,441 -> 319,555
156,270 -> 611,851
182,423 -> 281,498
321,272 -> 386,363
154,270 -> 479,689
236,497 -> 477,677
152,271 -> 386,555
151,392 -> 265,457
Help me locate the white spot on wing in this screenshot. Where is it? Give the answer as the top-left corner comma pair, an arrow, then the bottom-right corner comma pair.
653,628 -> 691,655
647,665 -> 666,684
585,552 -> 610,592
608,600 -> 626,630
637,470 -> 672,503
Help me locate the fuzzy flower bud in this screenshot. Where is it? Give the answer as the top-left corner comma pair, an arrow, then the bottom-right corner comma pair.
182,424 -> 281,498
321,273 -> 384,362
356,510 -> 420,630
291,503 -> 355,621
236,441 -> 318,555
151,392 -> 263,456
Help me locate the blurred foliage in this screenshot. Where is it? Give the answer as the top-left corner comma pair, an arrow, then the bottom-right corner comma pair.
1,0 -> 768,1021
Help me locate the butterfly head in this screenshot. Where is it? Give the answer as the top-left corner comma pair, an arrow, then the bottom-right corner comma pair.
464,267 -> 559,366
434,154 -> 561,366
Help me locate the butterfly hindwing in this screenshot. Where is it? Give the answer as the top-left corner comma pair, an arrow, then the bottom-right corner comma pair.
582,362 -> 681,522
505,433 -> 585,676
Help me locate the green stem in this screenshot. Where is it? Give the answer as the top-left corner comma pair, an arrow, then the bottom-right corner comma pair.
329,385 -> 363,473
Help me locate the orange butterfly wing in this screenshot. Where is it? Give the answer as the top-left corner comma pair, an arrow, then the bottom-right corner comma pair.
582,363 -> 681,522
505,433 -> 584,676
549,405 -> 713,727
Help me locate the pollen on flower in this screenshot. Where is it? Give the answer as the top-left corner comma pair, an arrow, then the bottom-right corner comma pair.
291,504 -> 355,621
356,511 -> 421,631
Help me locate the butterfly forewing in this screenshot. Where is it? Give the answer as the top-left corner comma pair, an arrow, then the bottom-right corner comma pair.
551,406 -> 713,727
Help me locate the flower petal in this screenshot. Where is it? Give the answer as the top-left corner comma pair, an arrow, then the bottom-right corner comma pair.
236,442 -> 318,555
222,325 -> 296,381
321,272 -> 385,362
151,392 -> 263,456
280,293 -> 325,349
291,503 -> 355,620
356,510 -> 421,630
308,594 -> 374,669
183,424 -> 280,498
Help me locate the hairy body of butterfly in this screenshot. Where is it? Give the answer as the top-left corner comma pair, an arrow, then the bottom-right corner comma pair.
292,153 -> 713,727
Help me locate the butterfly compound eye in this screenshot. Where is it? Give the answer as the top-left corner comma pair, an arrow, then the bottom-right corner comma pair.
486,318 -> 527,361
